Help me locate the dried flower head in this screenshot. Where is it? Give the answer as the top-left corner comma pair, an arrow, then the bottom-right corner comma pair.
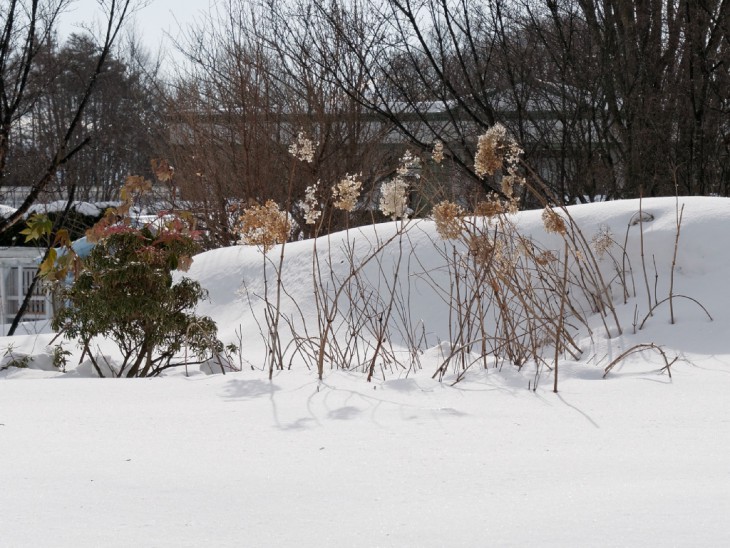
288,131 -> 317,163
494,241 -> 517,275
380,177 -> 410,220
504,140 -> 523,171
474,123 -> 508,177
151,158 -> 174,182
397,150 -> 421,178
534,250 -> 558,266
432,200 -> 465,240
542,206 -> 566,235
591,225 -> 614,258
237,200 -> 291,252
432,140 -> 444,164
301,182 -> 321,225
468,233 -> 495,263
501,176 -> 515,198
501,172 -> 525,199
333,173 -> 362,212
474,194 -> 506,218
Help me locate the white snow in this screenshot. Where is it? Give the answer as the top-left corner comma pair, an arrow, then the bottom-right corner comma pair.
27,201 -> 102,217
1,197 -> 730,547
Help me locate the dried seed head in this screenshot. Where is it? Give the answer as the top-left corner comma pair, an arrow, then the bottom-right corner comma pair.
237,200 -> 291,252
379,177 -> 410,220
505,140 -> 523,172
468,234 -> 496,263
333,173 -> 362,212
301,182 -> 321,225
432,140 -> 444,164
474,123 -> 507,177
542,207 -> 566,235
288,131 -> 317,163
432,200 -> 465,240
501,173 -> 524,199
534,250 -> 558,266
474,194 -> 506,218
397,150 -> 421,178
591,225 -> 614,258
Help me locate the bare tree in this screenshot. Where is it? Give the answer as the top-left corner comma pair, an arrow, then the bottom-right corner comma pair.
0,0 -> 142,235
7,32 -> 163,203
267,0 -> 730,201
166,0 -> 395,246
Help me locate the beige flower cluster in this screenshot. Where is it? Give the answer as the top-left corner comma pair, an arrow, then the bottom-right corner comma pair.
591,225 -> 614,258
474,123 -> 523,212
301,182 -> 321,225
397,149 -> 421,177
432,140 -> 444,164
288,131 -> 317,163
379,177 -> 410,220
474,123 -> 507,178
541,206 -> 566,235
237,200 -> 291,252
432,200 -> 465,240
333,173 -> 362,212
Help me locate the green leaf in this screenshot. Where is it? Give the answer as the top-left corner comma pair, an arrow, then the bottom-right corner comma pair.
21,214 -> 53,243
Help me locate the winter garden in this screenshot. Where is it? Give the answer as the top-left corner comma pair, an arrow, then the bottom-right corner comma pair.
2,0 -> 730,546
2,125 -> 730,547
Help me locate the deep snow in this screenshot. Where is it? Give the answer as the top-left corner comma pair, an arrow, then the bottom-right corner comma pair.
1,197 -> 730,546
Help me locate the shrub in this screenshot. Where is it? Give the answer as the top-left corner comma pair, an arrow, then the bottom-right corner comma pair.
51,174 -> 224,377
53,224 -> 222,377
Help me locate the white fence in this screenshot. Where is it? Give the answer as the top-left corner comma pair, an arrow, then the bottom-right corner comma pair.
0,249 -> 53,331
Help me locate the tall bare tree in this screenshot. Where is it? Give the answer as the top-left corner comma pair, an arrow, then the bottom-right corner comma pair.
269,0 -> 730,201
167,1 -> 394,246
0,0 -> 141,234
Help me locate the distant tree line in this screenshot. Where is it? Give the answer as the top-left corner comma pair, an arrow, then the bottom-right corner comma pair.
164,0 -> 729,245
1,0 -> 728,247
259,0 -> 729,201
0,0 -> 156,240
6,32 -> 162,202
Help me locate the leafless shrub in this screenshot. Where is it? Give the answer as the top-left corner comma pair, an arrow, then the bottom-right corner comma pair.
232,124 -> 704,392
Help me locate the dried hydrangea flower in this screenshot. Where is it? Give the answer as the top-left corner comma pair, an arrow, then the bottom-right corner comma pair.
237,200 -> 291,252
542,206 -> 566,235
432,200 -> 465,240
301,182 -> 321,225
474,194 -> 506,218
474,123 -> 507,177
333,173 -> 362,212
379,177 -> 410,220
432,140 -> 444,164
591,225 -> 614,258
397,150 -> 421,178
288,131 -> 317,163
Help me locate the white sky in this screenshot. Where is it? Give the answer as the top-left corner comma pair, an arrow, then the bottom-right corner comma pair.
58,0 -> 213,60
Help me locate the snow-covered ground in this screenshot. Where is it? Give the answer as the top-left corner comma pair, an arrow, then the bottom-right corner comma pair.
1,197 -> 729,546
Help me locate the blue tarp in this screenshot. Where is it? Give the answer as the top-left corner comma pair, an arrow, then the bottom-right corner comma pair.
68,237 -> 94,258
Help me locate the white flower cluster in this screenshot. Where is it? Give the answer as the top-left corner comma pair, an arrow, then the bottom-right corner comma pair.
288,131 -> 317,163
397,149 -> 421,178
333,173 -> 362,212
379,177 -> 410,220
591,225 -> 614,258
301,182 -> 321,225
